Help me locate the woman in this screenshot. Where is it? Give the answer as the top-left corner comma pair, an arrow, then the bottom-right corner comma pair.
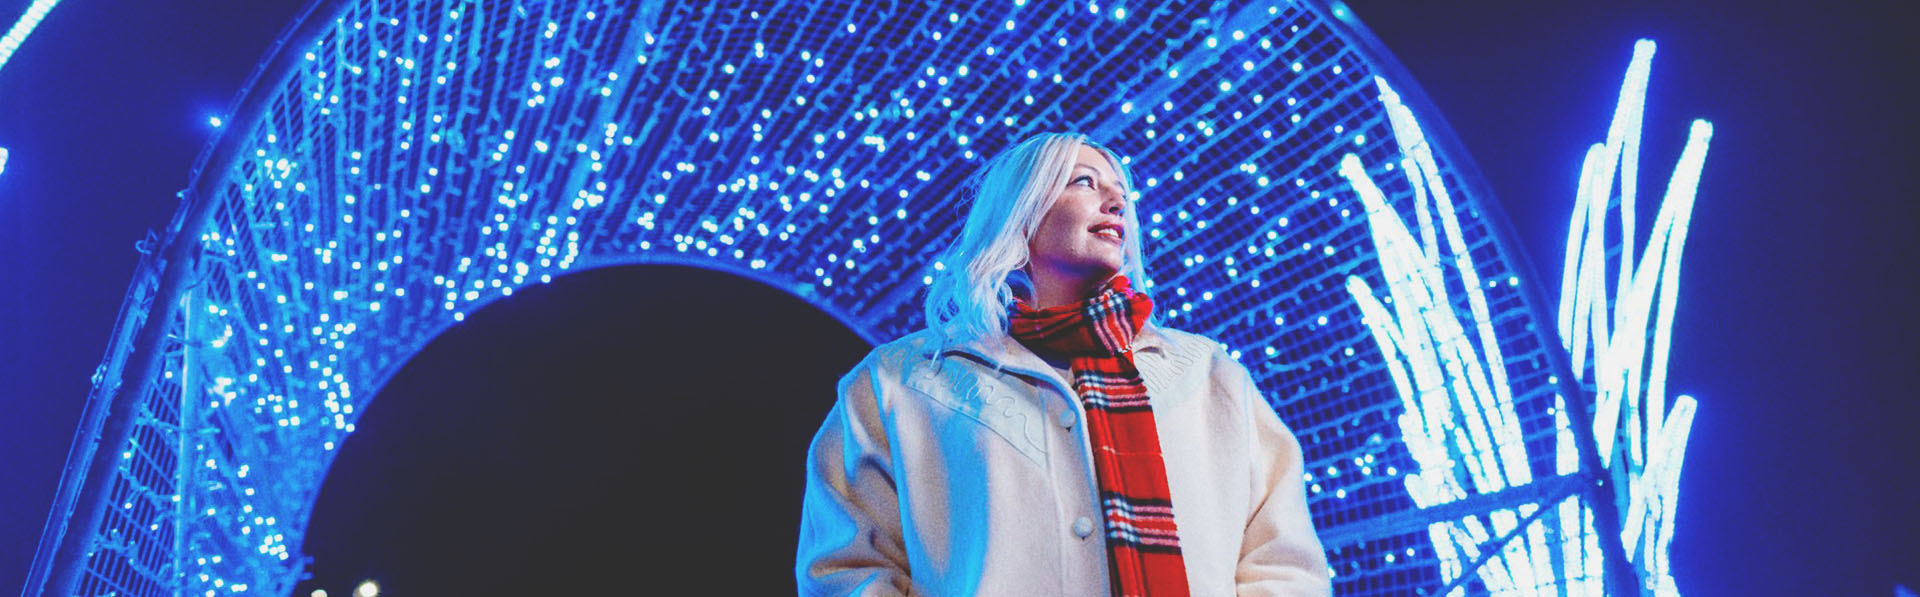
797,133 -> 1329,596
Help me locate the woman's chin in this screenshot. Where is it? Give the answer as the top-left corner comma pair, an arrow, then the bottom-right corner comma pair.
1084,265 -> 1124,287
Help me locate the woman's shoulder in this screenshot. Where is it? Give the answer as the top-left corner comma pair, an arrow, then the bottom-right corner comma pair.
842,328 -> 945,378
1142,324 -> 1238,366
870,328 -> 944,359
1142,323 -> 1218,349
1142,325 -> 1270,420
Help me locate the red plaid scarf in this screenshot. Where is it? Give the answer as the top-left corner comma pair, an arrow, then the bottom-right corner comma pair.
1010,276 -> 1190,596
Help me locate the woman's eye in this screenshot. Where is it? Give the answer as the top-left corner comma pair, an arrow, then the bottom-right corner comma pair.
1073,176 -> 1093,187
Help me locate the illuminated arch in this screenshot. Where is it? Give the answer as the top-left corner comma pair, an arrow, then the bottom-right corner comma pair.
24,0 -> 1706,595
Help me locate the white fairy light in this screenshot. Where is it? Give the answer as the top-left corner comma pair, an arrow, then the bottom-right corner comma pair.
1346,40 -> 1710,596
0,0 -> 62,74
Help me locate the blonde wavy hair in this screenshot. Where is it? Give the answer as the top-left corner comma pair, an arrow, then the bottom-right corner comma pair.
923,132 -> 1146,345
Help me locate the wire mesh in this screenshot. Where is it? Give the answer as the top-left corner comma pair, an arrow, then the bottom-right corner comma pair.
39,1 -> 1616,594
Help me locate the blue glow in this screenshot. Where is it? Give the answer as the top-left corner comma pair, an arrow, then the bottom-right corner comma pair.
1347,40 -> 1710,595
1342,78 -> 1546,594
29,2 -> 1697,596
1555,39 -> 1711,594
0,0 -> 61,74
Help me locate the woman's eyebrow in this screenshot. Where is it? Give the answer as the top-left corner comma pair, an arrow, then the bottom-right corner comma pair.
1072,163 -> 1115,180
1076,165 -> 1130,195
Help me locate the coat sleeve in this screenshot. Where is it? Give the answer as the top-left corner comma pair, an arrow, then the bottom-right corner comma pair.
796,356 -> 912,596
1229,362 -> 1333,596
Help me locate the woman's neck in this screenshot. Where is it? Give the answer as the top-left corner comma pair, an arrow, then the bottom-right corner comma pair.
1026,267 -> 1110,309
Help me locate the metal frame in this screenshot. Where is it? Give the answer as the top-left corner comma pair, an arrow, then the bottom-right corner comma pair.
24,1 -> 1652,594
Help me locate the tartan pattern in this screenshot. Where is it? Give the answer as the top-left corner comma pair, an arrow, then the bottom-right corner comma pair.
1010,276 -> 1191,596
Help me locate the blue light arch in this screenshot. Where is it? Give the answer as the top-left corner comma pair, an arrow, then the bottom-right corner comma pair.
23,0 -> 1692,595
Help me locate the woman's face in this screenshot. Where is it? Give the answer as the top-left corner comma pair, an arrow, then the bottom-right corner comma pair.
1027,144 -> 1129,288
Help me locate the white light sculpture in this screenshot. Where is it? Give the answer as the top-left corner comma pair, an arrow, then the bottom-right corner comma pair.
1344,40 -> 1711,595
0,0 -> 62,74
27,1 -> 1699,594
1558,39 -> 1711,595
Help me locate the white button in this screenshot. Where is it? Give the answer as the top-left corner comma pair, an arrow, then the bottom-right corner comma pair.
1072,517 -> 1095,539
1057,409 -> 1076,429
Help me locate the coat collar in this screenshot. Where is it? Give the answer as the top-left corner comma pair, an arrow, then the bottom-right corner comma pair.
936,321 -> 1175,381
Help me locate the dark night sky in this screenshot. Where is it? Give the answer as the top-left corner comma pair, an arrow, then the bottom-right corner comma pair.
1,1 -> 1914,595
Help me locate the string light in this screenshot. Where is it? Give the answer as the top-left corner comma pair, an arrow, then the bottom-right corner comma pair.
37,2 -> 1706,596
0,0 -> 62,74
1344,40 -> 1709,595
1556,40 -> 1710,596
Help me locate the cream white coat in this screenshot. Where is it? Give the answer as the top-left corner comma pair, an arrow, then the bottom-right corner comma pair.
797,324 -> 1331,596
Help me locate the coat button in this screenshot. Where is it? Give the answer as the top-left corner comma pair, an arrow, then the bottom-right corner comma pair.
1072,517 -> 1095,539
1057,409 -> 1076,429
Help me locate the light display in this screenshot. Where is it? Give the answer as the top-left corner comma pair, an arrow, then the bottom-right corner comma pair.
0,0 -> 62,73
0,0 -> 60,181
1342,39 -> 1710,595
22,1 -> 1707,595
1554,40 -> 1710,595
1342,79 -> 1570,593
